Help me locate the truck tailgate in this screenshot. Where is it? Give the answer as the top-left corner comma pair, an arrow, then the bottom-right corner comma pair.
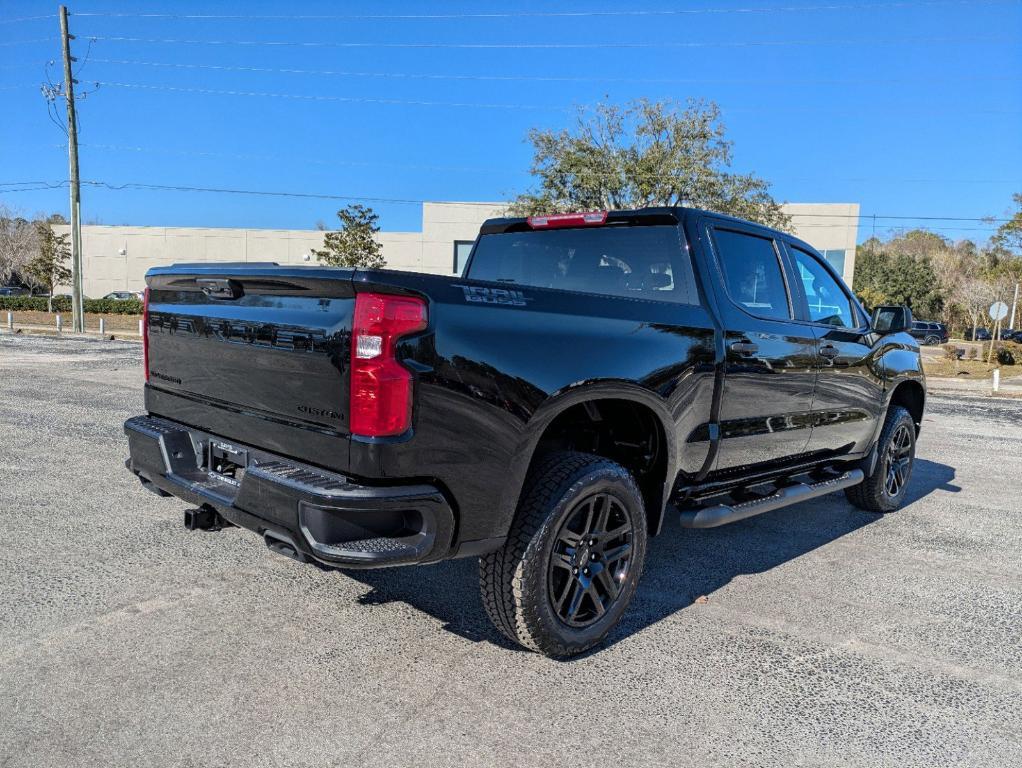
145,265 -> 355,473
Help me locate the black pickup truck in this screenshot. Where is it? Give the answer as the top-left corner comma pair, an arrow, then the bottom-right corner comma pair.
125,207 -> 925,657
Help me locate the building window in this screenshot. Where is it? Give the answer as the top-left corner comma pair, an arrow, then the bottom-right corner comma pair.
822,249 -> 847,276
453,240 -> 474,275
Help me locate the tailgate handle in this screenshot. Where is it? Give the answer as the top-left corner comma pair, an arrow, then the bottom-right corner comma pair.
197,278 -> 243,300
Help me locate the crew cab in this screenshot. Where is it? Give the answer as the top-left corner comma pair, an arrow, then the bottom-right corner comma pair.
124,207 -> 925,657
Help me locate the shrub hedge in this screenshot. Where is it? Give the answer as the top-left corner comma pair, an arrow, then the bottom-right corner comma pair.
995,341 -> 1021,366
0,296 -> 143,314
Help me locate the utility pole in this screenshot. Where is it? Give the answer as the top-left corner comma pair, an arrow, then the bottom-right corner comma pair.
59,5 -> 84,332
1011,281 -> 1019,330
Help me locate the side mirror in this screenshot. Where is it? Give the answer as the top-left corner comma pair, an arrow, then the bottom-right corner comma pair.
871,304 -> 913,334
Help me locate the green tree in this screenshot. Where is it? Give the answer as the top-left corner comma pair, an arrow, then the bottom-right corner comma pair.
22,220 -> 72,310
991,192 -> 1022,255
313,204 -> 385,269
853,239 -> 943,319
23,221 -> 71,311
510,98 -> 791,230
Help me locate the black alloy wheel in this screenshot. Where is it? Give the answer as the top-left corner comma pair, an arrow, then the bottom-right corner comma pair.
548,492 -> 634,628
845,405 -> 916,513
884,422 -> 914,498
479,451 -> 648,657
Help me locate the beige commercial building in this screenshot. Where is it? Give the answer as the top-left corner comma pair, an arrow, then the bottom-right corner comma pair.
56,201 -> 859,298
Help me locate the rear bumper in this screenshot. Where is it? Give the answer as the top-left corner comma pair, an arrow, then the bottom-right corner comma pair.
124,414 -> 455,568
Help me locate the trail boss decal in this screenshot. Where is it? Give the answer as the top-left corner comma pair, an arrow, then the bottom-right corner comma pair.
456,285 -> 532,307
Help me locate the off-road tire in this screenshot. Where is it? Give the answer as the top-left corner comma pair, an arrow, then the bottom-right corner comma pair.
845,405 -> 916,513
479,451 -> 648,658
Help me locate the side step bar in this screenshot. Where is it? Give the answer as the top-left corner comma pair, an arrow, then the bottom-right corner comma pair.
679,469 -> 864,529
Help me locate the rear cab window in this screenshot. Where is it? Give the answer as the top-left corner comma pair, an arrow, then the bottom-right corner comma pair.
465,224 -> 698,304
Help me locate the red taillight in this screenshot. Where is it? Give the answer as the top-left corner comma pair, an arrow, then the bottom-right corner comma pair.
350,292 -> 427,438
142,287 -> 150,382
526,210 -> 608,229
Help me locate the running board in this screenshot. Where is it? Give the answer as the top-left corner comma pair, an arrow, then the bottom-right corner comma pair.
678,469 -> 864,529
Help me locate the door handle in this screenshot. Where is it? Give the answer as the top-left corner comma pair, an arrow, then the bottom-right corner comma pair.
729,341 -> 759,356
819,344 -> 840,359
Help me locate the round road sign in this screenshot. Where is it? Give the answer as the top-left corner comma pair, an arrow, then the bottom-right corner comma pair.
989,301 -> 1008,322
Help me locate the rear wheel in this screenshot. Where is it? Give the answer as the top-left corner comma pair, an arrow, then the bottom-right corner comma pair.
479,451 -> 647,658
845,405 -> 916,513
924,334 -> 939,346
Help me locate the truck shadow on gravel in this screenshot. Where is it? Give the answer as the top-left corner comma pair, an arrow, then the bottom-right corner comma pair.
345,458 -> 958,657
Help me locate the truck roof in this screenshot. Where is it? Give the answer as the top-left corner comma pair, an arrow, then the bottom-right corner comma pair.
478,205 -> 817,256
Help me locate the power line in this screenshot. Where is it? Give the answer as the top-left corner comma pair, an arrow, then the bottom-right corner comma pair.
68,0 -> 1021,20
83,33 -> 1019,49
66,180 -> 1013,222
80,180 -> 424,205
71,142 -> 1022,186
89,80 -> 1022,115
796,223 -> 1000,231
0,180 -> 67,187
4,178 -> 1007,231
0,180 -> 69,193
91,81 -> 565,110
86,58 -> 1022,87
0,14 -> 52,25
0,37 -> 55,46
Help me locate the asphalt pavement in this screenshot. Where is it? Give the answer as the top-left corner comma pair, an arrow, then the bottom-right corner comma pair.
1,333 -> 1020,767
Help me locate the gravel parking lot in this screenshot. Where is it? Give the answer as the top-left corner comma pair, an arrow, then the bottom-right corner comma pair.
2,333 -> 1020,768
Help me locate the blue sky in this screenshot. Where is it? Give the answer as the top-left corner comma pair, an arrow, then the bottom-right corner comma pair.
1,0 -> 1020,244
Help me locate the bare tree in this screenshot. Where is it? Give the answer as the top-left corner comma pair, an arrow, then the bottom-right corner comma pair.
0,204 -> 40,286
958,278 -> 993,341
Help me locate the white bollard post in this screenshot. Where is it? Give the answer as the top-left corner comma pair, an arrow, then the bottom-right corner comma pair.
138,318 -> 143,337
99,317 -> 105,335
6,311 -> 11,330
56,313 -> 62,332
993,368 -> 1000,392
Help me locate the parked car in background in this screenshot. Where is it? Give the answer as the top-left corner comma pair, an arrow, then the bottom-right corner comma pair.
0,286 -> 31,297
103,291 -> 143,301
999,328 -> 1022,342
964,328 -> 992,341
909,320 -> 948,345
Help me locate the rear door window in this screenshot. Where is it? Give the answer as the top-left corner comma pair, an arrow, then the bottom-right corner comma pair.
466,224 -> 698,304
710,227 -> 791,321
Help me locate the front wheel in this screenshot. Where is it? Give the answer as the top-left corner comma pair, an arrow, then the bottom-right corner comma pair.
479,451 -> 648,658
845,405 -> 916,513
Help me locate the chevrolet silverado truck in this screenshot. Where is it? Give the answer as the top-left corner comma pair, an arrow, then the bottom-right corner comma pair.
125,207 -> 925,657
